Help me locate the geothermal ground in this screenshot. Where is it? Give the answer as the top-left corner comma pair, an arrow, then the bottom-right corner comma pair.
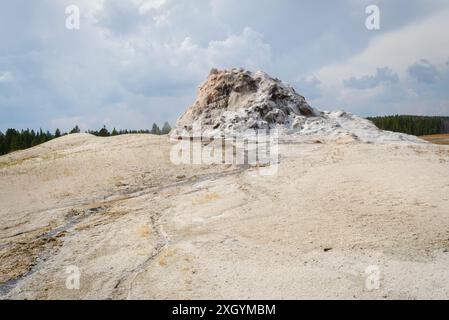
1,133 -> 449,299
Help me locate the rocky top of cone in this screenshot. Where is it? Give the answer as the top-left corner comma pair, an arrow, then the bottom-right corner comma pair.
171,68 -> 425,144
174,68 -> 318,135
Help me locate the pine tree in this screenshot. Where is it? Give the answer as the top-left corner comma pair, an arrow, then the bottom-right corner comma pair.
70,125 -> 80,134
98,125 -> 110,137
161,122 -> 172,135
55,128 -> 61,138
151,123 -> 161,135
0,131 -> 5,155
9,132 -> 21,152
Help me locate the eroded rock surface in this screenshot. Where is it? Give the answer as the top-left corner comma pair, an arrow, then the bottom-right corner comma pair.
174,68 -> 317,135
172,68 -> 424,144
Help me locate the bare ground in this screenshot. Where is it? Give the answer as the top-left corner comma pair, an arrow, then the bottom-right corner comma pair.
421,133 -> 449,145
1,133 -> 449,299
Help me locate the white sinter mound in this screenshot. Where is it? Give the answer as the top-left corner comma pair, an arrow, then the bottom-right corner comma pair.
172,68 -> 425,144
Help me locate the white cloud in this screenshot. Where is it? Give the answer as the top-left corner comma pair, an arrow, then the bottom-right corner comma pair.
307,8 -> 449,115
0,72 -> 13,83
138,0 -> 166,13
295,77 -> 322,100
2,0 -> 449,131
316,8 -> 449,86
205,27 -> 272,70
343,67 -> 399,90
407,59 -> 439,84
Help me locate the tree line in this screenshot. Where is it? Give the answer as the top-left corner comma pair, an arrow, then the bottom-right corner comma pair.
367,115 -> 449,136
0,122 -> 172,156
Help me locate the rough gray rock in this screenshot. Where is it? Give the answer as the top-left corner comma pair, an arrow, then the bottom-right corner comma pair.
172,68 -> 425,144
173,68 -> 317,136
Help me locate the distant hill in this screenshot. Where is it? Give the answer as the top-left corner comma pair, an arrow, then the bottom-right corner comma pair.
0,122 -> 171,156
367,115 -> 449,136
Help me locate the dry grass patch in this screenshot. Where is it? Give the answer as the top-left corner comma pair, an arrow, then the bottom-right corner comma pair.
420,133 -> 449,145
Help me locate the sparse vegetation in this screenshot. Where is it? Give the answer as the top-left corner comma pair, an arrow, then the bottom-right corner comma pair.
420,133 -> 449,145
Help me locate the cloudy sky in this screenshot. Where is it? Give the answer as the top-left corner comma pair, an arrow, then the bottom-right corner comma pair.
1,0 -> 449,132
